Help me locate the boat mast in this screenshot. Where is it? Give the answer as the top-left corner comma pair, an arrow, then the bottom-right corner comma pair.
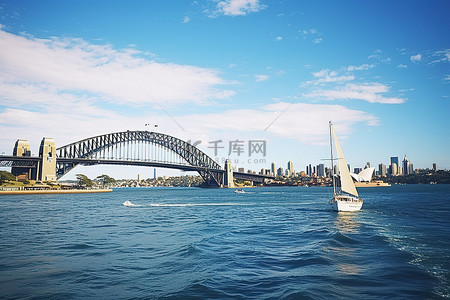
329,121 -> 336,196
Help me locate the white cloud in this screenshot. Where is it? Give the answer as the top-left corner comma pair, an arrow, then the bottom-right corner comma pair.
170,102 -> 379,145
313,38 -> 322,44
182,16 -> 191,23
275,36 -> 282,41
368,49 -> 391,63
299,28 -> 322,43
305,83 -> 406,104
397,64 -> 408,68
303,69 -> 354,86
410,53 -> 422,62
346,64 -> 374,71
0,27 -> 234,108
213,0 -> 266,16
255,74 -> 270,82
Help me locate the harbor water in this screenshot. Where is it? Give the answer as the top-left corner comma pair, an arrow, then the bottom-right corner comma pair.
1,185 -> 449,299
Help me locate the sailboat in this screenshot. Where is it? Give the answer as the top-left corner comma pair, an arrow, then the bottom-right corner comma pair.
329,121 -> 363,212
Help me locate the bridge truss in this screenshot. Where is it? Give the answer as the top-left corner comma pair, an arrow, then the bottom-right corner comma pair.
56,131 -> 224,187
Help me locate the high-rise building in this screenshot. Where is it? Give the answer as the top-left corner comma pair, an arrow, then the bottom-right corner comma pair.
317,164 -> 325,177
433,163 -> 437,171
391,162 -> 398,176
287,161 -> 294,177
379,163 -> 387,177
354,167 -> 362,174
365,162 -> 371,169
403,155 -> 410,175
277,167 -> 284,176
271,162 -> 276,176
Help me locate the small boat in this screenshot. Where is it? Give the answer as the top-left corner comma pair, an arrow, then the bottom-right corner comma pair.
234,189 -> 246,194
328,121 -> 363,212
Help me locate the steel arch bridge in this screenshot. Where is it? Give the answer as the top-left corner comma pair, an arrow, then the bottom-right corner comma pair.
56,131 -> 225,187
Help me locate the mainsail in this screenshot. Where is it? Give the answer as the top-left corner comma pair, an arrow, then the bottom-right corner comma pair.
332,126 -> 358,197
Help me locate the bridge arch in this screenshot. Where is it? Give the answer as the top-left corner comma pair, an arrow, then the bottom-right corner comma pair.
56,131 -> 224,187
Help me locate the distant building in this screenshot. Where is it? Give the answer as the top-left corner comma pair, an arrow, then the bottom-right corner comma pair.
271,162 -> 276,176
379,163 -> 387,177
391,162 -> 398,176
403,155 -> 411,175
365,162 -> 371,169
433,163 -> 437,171
390,157 -> 399,175
354,167 -> 362,174
317,164 -> 325,177
277,167 -> 284,176
287,161 -> 294,177
238,167 -> 245,172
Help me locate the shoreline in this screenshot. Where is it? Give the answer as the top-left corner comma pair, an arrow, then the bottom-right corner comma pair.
0,189 -> 112,195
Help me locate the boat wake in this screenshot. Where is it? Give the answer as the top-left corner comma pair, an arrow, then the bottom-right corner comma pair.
123,201 -> 248,207
123,200 -> 142,207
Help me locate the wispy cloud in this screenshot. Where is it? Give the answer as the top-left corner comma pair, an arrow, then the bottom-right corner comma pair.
368,49 -> 392,63
255,74 -> 270,82
302,69 -> 354,87
305,83 -> 405,104
346,64 -> 374,71
182,16 -> 191,23
298,28 -> 323,43
410,53 -> 422,63
397,64 -> 408,68
211,0 -> 267,17
275,36 -> 282,42
0,27 -> 234,108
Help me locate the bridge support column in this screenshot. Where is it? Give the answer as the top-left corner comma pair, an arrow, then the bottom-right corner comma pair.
38,137 -> 57,182
223,159 -> 234,188
11,139 -> 35,180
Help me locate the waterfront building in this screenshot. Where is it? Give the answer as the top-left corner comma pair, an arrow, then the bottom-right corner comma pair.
354,167 -> 362,174
433,163 -> 437,171
271,162 -> 276,176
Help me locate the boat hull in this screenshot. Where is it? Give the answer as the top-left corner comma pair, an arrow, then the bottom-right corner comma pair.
330,195 -> 363,212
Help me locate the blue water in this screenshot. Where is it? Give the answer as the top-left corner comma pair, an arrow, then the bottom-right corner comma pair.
0,185 -> 449,299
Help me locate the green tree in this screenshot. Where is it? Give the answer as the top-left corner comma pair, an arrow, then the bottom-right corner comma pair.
96,174 -> 115,186
0,171 -> 16,183
76,174 -> 93,187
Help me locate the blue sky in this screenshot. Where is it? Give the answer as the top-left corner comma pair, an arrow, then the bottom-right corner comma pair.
0,0 -> 449,179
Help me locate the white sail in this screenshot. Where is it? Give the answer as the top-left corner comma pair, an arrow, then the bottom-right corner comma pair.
332,126 -> 358,197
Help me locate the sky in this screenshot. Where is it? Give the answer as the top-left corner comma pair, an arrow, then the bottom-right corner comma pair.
0,0 -> 449,180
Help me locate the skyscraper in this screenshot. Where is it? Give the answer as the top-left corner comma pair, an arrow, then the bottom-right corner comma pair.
317,164 -> 325,177
403,155 -> 410,175
271,162 -> 276,176
287,161 -> 294,177
379,163 -> 387,177
390,157 -> 399,175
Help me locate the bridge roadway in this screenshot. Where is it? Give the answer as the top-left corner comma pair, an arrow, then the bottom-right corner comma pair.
0,155 -> 273,183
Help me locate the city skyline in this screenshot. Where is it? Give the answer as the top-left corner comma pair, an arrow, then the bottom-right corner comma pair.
0,0 -> 449,180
